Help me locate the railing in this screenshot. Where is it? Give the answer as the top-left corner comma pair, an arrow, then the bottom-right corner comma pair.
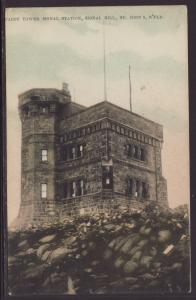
56,191 -> 162,217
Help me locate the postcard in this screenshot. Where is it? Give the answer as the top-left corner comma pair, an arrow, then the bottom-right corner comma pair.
5,5 -> 190,295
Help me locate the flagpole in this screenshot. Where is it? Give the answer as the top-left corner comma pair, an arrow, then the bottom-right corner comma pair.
129,65 -> 132,112
103,22 -> 107,101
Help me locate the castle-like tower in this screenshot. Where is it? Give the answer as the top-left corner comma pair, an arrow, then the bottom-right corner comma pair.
17,84 -> 167,228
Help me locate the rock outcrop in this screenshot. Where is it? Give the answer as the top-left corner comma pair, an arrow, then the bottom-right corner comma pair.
8,203 -> 190,295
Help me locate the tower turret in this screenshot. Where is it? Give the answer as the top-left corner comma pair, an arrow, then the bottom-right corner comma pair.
17,87 -> 71,227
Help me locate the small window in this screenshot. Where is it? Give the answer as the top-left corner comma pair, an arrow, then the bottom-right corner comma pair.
41,183 -> 47,198
121,127 -> 125,134
112,123 -> 116,131
71,146 -> 76,159
50,104 -> 56,112
78,179 -> 84,196
71,181 -> 76,197
41,149 -> 48,162
106,178 -> 110,184
102,166 -> 113,189
106,121 -> 111,128
81,128 -> 86,136
142,182 -> 148,198
41,106 -> 47,113
134,145 -> 138,159
135,180 -> 140,197
129,179 -> 133,195
87,127 -> 91,134
64,182 -> 67,198
62,147 -> 67,161
141,148 -> 145,161
78,144 -> 83,157
96,123 -> 101,130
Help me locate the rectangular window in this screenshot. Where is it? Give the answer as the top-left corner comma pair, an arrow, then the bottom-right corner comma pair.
87,127 -> 91,134
96,123 -> 101,130
41,106 -> 47,113
121,127 -> 125,134
77,144 -> 83,157
50,104 -> 56,112
71,146 -> 76,159
142,182 -> 148,198
128,179 -> 133,195
141,148 -> 145,161
78,179 -> 84,196
102,166 -> 113,189
41,149 -> 48,162
62,147 -> 67,161
71,181 -> 76,197
41,183 -> 47,198
112,123 -> 116,131
64,182 -> 67,198
106,178 -> 110,184
135,180 -> 140,197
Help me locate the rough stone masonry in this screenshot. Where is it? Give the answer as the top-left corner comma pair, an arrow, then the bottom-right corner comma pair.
15,83 -> 167,229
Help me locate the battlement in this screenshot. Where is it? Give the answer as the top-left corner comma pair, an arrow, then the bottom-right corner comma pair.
18,88 -> 71,108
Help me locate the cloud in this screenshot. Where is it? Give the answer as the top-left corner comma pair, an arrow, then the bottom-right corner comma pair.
6,6 -> 187,63
5,6 -> 189,224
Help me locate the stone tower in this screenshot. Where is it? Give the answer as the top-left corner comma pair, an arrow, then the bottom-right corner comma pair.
15,83 -> 167,229
17,86 -> 71,227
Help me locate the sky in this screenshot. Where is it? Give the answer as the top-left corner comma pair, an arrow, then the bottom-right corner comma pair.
5,6 -> 189,224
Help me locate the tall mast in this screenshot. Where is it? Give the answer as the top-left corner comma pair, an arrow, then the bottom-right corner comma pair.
129,65 -> 132,112
103,22 -> 107,101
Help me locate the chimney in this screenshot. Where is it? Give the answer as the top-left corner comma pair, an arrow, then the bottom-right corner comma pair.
62,82 -> 71,97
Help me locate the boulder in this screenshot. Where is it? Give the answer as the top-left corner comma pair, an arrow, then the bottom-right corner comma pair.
49,247 -> 71,263
104,224 -> 116,231
120,235 -> 140,254
8,256 -> 18,267
114,256 -> 124,269
41,250 -> 52,262
37,244 -> 50,258
129,246 -> 141,256
103,249 -> 113,260
114,236 -> 129,251
171,262 -> 182,271
24,265 -> 47,280
63,236 -> 77,248
39,234 -> 56,243
131,250 -> 142,262
158,230 -> 172,243
140,226 -> 152,236
17,240 -> 28,249
124,277 -> 138,284
123,261 -> 138,274
137,239 -> 148,248
26,248 -> 36,255
140,256 -> 153,268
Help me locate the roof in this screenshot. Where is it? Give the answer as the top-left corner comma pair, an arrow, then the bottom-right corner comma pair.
60,100 -> 163,140
18,88 -> 71,107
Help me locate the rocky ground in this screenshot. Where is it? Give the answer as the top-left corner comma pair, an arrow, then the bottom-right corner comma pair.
8,203 -> 190,295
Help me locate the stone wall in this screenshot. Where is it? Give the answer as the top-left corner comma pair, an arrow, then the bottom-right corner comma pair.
60,101 -> 163,140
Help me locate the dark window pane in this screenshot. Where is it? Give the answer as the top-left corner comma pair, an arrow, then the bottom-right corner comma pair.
141,148 -> 145,161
